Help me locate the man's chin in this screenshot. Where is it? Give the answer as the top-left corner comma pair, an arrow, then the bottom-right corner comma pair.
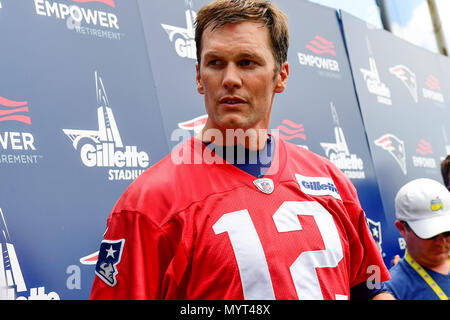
215,116 -> 248,130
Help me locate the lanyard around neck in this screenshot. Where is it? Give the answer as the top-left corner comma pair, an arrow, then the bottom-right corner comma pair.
404,250 -> 449,300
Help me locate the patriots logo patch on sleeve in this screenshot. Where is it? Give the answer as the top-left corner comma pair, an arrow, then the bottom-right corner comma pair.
95,239 -> 125,287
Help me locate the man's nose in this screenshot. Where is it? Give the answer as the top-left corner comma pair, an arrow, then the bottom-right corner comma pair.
222,64 -> 242,90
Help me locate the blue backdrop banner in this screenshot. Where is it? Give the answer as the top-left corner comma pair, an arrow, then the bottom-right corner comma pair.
1,0 -> 450,300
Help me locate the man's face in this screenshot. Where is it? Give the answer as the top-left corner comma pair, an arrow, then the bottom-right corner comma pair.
447,172 -> 450,190
397,221 -> 450,268
196,21 -> 288,136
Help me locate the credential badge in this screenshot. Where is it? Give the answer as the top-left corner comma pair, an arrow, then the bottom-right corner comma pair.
253,178 -> 274,194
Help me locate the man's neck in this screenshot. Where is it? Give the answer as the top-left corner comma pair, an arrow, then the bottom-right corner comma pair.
198,127 -> 269,150
411,254 -> 450,275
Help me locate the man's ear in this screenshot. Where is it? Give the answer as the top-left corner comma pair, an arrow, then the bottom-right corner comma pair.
274,62 -> 289,93
196,63 -> 205,95
395,220 -> 406,237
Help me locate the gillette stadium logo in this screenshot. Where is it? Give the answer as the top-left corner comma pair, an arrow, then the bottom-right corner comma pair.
298,36 -> 341,77
0,208 -> 60,300
62,72 -> 150,181
162,6 -> 197,60
0,95 -> 43,165
34,0 -> 122,40
360,57 -> 392,106
319,102 -> 364,179
320,126 -> 365,180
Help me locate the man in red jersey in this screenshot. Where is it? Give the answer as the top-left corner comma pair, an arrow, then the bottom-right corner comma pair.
90,0 -> 393,300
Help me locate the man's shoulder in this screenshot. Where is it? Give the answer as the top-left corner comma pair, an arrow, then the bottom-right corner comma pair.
110,138 -> 239,221
110,140 -> 201,218
279,138 -> 359,204
281,138 -> 339,169
281,139 -> 351,183
386,259 -> 420,290
385,258 -> 441,299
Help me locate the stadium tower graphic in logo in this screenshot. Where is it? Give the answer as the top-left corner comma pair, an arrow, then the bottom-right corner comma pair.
422,75 -> 445,104
412,139 -> 436,169
298,35 -> 340,74
0,208 -> 60,300
389,65 -> 418,103
374,133 -> 407,175
62,71 -> 150,181
360,57 -> 392,105
162,0 -> 197,59
319,102 -> 365,179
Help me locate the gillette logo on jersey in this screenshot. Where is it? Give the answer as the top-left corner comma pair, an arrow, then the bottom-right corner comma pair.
63,72 -> 150,181
298,36 -> 341,77
296,174 -> 341,200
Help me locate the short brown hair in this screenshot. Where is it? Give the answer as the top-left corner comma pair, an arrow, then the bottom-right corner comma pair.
441,155 -> 450,188
195,0 -> 289,70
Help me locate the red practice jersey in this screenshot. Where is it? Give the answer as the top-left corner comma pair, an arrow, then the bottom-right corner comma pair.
90,136 -> 389,300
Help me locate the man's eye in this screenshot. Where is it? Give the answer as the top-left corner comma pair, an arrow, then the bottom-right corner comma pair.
208,60 -> 222,66
239,60 -> 255,67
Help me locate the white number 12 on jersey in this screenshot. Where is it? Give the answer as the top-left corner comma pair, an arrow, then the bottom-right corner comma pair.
213,201 -> 345,300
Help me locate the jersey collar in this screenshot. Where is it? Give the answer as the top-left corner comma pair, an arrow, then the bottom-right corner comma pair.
189,133 -> 287,187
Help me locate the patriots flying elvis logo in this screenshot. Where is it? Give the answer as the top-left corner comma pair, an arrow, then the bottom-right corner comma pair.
389,65 -> 418,103
374,133 -> 407,175
95,239 -> 125,287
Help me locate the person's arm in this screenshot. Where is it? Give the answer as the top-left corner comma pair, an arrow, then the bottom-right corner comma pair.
350,281 -> 395,300
372,292 -> 396,300
90,210 -> 176,299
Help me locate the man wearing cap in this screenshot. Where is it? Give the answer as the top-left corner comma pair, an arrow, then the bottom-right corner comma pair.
385,178 -> 450,300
